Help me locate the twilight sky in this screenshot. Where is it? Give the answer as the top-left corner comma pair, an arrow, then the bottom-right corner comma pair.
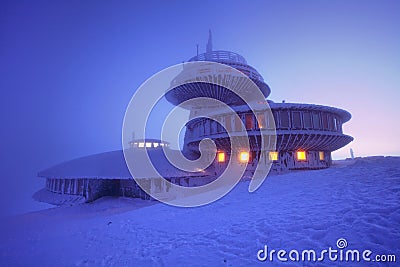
1,0 -> 399,215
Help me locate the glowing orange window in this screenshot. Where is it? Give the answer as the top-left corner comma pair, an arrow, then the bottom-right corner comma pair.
319,151 -> 324,161
269,151 -> 278,161
217,152 -> 225,163
297,151 -> 307,161
256,113 -> 266,129
239,151 -> 250,163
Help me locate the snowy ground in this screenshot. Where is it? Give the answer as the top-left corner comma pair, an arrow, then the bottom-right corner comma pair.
1,157 -> 399,266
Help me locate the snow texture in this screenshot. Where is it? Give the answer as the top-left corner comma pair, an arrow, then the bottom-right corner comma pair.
1,157 -> 399,266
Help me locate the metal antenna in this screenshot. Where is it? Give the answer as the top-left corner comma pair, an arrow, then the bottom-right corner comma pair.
206,29 -> 213,53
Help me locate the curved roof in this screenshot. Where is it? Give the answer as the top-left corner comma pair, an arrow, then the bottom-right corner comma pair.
165,57 -> 270,107
38,149 -> 213,180
38,150 -> 131,179
189,50 -> 247,64
188,51 -> 264,82
192,101 -> 352,122
268,102 -> 352,122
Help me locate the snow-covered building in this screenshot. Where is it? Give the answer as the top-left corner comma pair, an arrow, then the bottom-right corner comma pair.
35,33 -> 353,205
167,31 -> 353,175
34,141 -> 216,205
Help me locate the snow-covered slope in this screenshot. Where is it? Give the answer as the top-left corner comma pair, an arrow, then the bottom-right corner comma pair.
1,157 -> 399,266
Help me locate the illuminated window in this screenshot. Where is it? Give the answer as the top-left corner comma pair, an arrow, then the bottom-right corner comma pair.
145,142 -> 152,148
297,151 -> 307,161
319,151 -> 324,161
138,142 -> 145,148
217,152 -> 225,163
239,151 -> 249,163
153,143 -> 159,148
268,151 -> 278,161
256,113 -> 266,129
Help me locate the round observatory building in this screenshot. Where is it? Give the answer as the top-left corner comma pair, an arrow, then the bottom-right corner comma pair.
166,31 -> 353,175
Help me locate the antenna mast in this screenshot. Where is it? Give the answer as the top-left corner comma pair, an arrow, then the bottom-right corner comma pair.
206,29 -> 213,53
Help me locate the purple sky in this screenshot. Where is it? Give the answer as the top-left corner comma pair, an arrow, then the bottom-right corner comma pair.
1,0 -> 399,215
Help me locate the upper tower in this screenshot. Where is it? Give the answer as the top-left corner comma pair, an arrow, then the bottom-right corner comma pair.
165,31 -> 271,108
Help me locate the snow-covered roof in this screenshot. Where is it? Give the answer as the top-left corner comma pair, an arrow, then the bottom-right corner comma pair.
200,101 -> 352,122
189,50 -> 248,65
268,102 -> 352,122
38,149 -> 213,180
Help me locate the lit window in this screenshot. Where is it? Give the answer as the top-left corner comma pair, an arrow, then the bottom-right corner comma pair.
297,151 -> 306,161
153,143 -> 159,148
256,113 -> 266,129
145,142 -> 152,148
160,143 -> 164,147
319,151 -> 324,161
269,151 -> 278,161
138,142 -> 145,148
239,151 -> 249,163
217,152 -> 225,163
